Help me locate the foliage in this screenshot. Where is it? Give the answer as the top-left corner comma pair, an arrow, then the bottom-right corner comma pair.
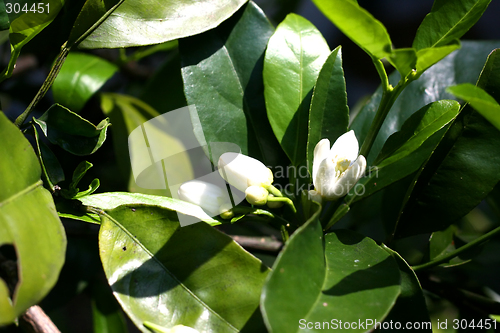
1,0 -> 500,332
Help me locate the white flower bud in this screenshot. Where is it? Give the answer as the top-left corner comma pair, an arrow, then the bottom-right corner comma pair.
178,180 -> 229,216
218,153 -> 273,192
245,185 -> 268,205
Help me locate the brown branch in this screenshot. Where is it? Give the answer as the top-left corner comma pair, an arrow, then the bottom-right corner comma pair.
20,306 -> 61,333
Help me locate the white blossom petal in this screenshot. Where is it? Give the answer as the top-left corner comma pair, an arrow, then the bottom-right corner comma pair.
329,130 -> 359,163
178,180 -> 227,216
218,152 -> 273,192
313,138 -> 330,188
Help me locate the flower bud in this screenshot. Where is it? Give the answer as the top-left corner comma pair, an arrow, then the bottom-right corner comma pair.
218,153 -> 273,192
219,203 -> 234,219
178,180 -> 228,216
245,185 -> 268,205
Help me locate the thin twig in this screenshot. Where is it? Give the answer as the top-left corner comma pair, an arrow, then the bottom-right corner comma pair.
230,235 -> 282,252
20,306 -> 61,333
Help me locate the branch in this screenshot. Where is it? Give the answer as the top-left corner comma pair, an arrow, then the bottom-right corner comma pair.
20,306 -> 61,333
230,235 -> 282,252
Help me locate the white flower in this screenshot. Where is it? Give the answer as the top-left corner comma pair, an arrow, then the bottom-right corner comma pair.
312,130 -> 366,200
218,153 -> 273,192
178,180 -> 230,216
245,185 -> 269,205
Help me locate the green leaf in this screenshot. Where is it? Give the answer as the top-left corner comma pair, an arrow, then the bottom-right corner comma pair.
61,161 -> 100,199
348,100 -> 460,203
448,82 -> 500,131
382,247 -> 431,331
307,46 -> 349,175
99,205 -> 268,332
388,48 -> 417,77
67,0 -> 125,47
77,0 -> 248,48
261,216 -> 400,332
1,0 -> 65,81
32,125 -> 65,192
428,225 -> 457,260
180,2 -> 286,166
52,52 -> 118,112
350,41 -> 500,164
0,112 -> 66,325
91,281 -> 129,333
415,41 -> 461,74
264,13 -> 330,166
33,104 -> 110,156
311,0 -> 392,59
0,1 -> 9,30
61,192 -> 220,226
413,0 -> 491,50
396,48 -> 500,237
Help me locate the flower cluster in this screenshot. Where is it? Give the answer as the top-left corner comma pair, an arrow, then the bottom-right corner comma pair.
178,130 -> 366,218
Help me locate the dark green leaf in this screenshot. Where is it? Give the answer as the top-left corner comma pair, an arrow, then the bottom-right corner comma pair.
91,281 -> 129,333
448,82 -> 500,131
348,100 -> 460,203
307,46 -> 349,175
1,0 -> 65,81
396,49 -> 500,237
311,0 -> 392,59
264,13 -> 330,166
413,0 -> 491,50
99,205 -> 268,332
262,216 -> 400,332
62,192 -> 220,226
382,246 -> 431,332
350,41 -> 500,164
140,52 -> 187,114
32,125 -> 65,191
33,104 -> 110,156
52,52 -> 118,112
0,1 -> 9,30
77,0 -> 248,48
388,48 -> 417,77
181,2 -> 286,166
0,112 -> 66,325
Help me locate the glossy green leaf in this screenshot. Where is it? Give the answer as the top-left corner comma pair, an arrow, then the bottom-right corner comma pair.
311,0 -> 392,59
264,13 -> 330,166
61,161 -> 100,199
0,112 -> 66,325
140,52 -> 187,114
99,205 -> 268,332
396,49 -> 500,237
388,48 -> 417,77
32,125 -> 65,192
350,41 -> 500,164
261,216 -> 400,332
1,0 -> 65,81
348,100 -> 460,203
415,41 -> 461,74
448,82 -> 500,131
67,0 -> 124,47
181,2 -> 286,166
60,192 -> 220,226
91,281 -> 129,333
307,46 -> 349,175
52,52 -> 118,112
382,247 -> 431,331
33,104 -> 110,156
77,0 -> 248,48
428,225 -> 457,260
413,0 -> 491,50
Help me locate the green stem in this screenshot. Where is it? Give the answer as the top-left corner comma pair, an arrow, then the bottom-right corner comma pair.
372,57 -> 391,92
14,43 -> 70,128
413,224 -> 500,271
